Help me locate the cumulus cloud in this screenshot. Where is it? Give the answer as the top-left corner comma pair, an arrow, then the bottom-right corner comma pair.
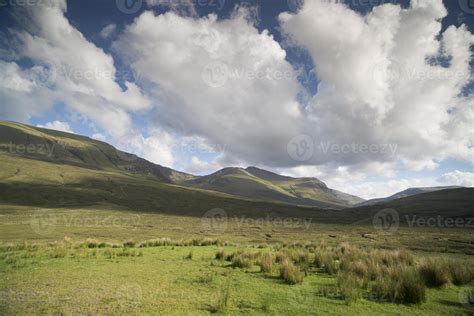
111,0 -> 473,177
2,0 -> 150,139
437,170 -> 474,187
186,156 -> 223,175
0,0 -> 472,200
37,120 -> 74,133
114,7 -> 306,168
146,0 -> 198,16
0,60 -> 55,121
99,24 -> 117,39
91,133 -> 107,141
279,0 -> 473,170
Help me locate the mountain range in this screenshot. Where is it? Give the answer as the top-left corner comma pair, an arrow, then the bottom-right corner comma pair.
356,186 -> 464,206
0,121 -> 472,222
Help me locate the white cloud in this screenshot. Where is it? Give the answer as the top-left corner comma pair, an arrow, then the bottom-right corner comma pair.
186,156 -> 223,175
37,120 -> 74,133
99,24 -> 117,39
3,0 -> 151,139
112,1 -> 473,176
437,170 -> 474,187
279,0 -> 474,169
114,7 -> 306,168
91,133 -> 106,141
0,60 -> 55,121
279,163 -> 473,199
0,0 -> 472,198
146,0 -> 198,16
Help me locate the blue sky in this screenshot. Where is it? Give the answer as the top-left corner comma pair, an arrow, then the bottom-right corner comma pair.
0,0 -> 473,199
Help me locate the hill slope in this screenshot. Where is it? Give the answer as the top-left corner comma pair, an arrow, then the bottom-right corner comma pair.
357,186 -> 464,206
350,188 -> 474,224
0,121 -> 362,209
183,167 -> 363,208
2,121 -> 471,222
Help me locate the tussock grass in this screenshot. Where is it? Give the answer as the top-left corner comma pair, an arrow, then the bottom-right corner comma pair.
195,272 -> 214,284
215,248 -> 226,261
258,252 -> 273,273
85,238 -> 99,248
419,259 -> 451,288
448,262 -> 473,286
231,255 -> 252,269
372,267 -> 426,305
275,251 -> 286,263
336,272 -> 364,305
123,240 -> 136,248
48,247 -> 67,258
279,259 -> 304,285
209,284 -> 230,313
185,250 -> 194,260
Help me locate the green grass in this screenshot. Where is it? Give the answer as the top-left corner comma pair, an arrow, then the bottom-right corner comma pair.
1,121 -> 473,314
0,241 -> 472,315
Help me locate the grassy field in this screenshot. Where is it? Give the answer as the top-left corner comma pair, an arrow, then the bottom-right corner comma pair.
0,205 -> 473,315
1,121 -> 473,315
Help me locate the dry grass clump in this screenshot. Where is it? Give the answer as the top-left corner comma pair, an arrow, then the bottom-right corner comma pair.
336,271 -> 364,305
184,250 -> 193,260
280,259 -> 304,285
290,250 -> 311,265
85,238 -> 99,248
215,248 -> 226,261
137,237 -> 228,248
117,248 -> 142,257
258,252 -> 273,273
209,284 -> 231,313
138,238 -> 172,247
123,240 -> 136,248
275,251 -> 286,263
372,267 -> 426,305
48,247 -> 67,258
231,254 -> 252,269
448,262 -> 473,286
418,259 -> 451,288
314,251 -> 339,275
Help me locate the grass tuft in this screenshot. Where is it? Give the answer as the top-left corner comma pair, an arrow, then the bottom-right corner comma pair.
279,259 -> 304,285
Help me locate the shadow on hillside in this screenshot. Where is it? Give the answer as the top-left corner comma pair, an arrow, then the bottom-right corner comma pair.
0,180 -> 360,223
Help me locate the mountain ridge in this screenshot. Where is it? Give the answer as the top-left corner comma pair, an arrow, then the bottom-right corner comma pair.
0,121 -> 472,222
0,121 -> 361,208
357,186 -> 464,206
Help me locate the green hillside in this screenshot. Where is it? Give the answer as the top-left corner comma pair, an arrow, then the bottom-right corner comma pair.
0,121 -> 343,220
1,121 -> 472,223
0,121 -> 362,209
184,167 -> 364,208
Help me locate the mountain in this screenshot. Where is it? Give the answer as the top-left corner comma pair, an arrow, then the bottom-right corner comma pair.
357,186 -> 464,206
350,188 -> 474,223
0,121 -> 472,223
0,121 -> 195,184
0,121 -> 361,212
183,166 -> 364,208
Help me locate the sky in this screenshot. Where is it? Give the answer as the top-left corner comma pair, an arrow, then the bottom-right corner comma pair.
0,0 -> 473,199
